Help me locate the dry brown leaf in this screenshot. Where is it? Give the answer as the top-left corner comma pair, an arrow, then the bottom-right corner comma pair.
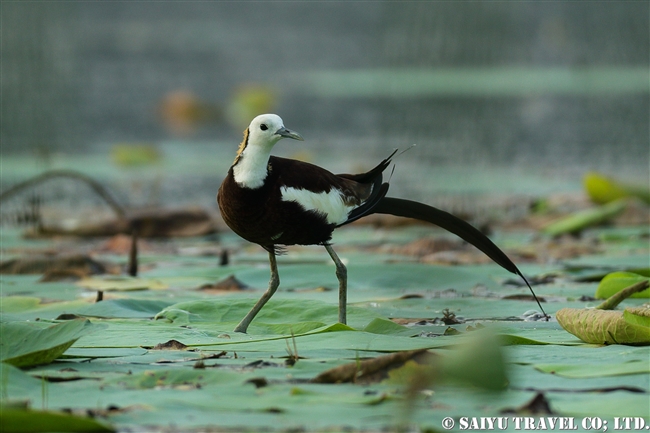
28,208 -> 216,238
150,340 -> 189,350
0,254 -> 118,279
310,349 -> 433,385
501,392 -> 555,415
199,275 -> 248,293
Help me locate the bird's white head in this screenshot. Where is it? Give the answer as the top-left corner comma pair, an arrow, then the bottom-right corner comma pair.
232,114 -> 304,189
247,114 -> 304,148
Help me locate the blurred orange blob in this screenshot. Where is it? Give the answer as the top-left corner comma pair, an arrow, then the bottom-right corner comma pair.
158,85 -> 277,136
158,91 -> 222,136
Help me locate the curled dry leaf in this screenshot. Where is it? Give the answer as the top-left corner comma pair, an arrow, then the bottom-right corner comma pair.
557,279 -> 650,345
556,308 -> 650,345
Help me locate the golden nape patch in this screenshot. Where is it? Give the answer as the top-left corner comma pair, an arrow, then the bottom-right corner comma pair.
233,128 -> 250,165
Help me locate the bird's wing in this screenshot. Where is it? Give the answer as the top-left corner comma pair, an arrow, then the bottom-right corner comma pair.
268,156 -> 392,226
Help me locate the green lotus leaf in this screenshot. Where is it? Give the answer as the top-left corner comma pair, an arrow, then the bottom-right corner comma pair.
0,407 -> 114,433
0,319 -> 97,367
595,272 -> 650,299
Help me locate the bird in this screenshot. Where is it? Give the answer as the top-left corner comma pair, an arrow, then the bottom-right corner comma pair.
218,114 -> 548,333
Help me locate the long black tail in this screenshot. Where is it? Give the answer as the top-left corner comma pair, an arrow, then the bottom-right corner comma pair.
372,197 -> 548,319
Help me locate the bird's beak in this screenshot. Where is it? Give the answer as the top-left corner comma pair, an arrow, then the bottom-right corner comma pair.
276,126 -> 304,141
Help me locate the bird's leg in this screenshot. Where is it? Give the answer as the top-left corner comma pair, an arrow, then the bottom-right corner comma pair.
324,244 -> 347,324
234,251 -> 279,333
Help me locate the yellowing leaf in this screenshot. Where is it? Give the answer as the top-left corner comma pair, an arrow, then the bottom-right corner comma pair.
111,144 -> 161,166
556,308 -> 650,345
584,172 -> 650,204
77,276 -> 168,291
584,172 -> 632,204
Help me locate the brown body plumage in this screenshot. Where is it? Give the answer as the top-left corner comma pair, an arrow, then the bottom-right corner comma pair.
218,155 -> 391,253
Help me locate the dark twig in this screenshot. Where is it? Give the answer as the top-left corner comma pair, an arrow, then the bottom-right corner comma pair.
128,229 -> 138,277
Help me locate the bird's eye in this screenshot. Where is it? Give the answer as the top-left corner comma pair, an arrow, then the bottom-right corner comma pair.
260,124 -> 268,131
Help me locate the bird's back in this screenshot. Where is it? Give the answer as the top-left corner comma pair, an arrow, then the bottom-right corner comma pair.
218,155 -> 391,250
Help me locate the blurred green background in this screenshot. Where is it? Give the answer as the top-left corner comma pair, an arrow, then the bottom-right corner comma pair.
1,2 -> 648,210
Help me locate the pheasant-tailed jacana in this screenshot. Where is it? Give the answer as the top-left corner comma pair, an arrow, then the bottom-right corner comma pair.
218,114 -> 547,333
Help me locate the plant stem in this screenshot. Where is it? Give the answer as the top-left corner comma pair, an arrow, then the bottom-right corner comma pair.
595,280 -> 650,310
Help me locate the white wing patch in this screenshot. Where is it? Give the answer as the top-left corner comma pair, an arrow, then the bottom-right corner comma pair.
280,186 -> 356,225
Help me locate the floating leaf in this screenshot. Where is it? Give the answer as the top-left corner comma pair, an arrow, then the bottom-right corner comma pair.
528,279 -> 648,345
105,368 -> 241,390
556,308 -> 650,345
0,297 -> 41,315
595,272 -> 650,299
77,276 -> 168,291
0,407 -> 114,432
72,299 -> 173,319
0,320 -> 97,367
542,199 -> 628,236
154,298 -> 381,331
362,318 -> 415,336
498,334 -> 551,346
535,361 -> 649,378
